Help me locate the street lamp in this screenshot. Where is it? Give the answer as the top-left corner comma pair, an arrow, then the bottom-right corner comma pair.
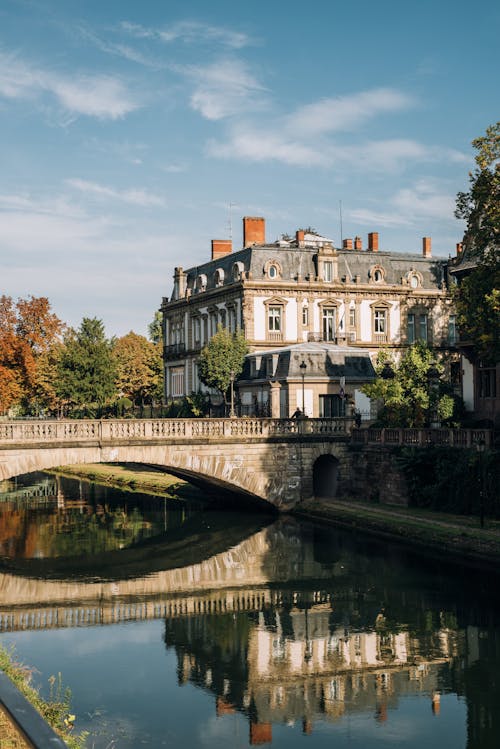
300,360 -> 307,415
229,369 -> 235,418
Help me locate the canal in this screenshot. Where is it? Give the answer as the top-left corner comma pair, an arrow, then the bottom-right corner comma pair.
0,471 -> 499,748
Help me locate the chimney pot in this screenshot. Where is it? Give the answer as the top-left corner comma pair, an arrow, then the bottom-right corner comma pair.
243,216 -> 265,247
354,236 -> 362,250
368,232 -> 379,252
422,236 -> 432,258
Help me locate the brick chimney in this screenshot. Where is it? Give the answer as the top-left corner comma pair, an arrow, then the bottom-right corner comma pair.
422,236 -> 432,258
243,216 -> 265,247
211,239 -> 232,260
354,236 -> 362,250
343,238 -> 353,250
368,232 -> 379,252
296,229 -> 305,247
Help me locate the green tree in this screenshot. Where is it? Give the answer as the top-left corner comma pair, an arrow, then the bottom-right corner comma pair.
56,318 -> 116,417
198,324 -> 248,407
454,122 -> 500,362
113,331 -> 163,406
148,310 -> 163,345
362,342 -> 460,427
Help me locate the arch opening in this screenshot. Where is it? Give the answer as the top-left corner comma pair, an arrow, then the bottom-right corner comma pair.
313,454 -> 339,499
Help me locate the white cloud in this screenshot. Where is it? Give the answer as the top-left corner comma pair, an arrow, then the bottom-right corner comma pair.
121,20 -> 252,49
0,50 -> 139,120
181,58 -> 266,120
66,179 -> 165,207
207,127 -> 325,166
287,88 -> 415,136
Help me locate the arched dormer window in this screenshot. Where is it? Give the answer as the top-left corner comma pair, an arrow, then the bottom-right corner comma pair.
232,261 -> 245,282
369,265 -> 386,283
196,273 -> 207,292
407,270 -> 423,289
263,258 -> 282,279
214,268 -> 225,287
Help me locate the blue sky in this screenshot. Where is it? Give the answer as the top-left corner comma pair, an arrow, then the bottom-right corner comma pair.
1,0 -> 498,336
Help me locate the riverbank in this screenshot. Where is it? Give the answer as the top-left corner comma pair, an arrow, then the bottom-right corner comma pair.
49,463 -> 205,501
47,464 -> 500,567
294,497 -> 500,568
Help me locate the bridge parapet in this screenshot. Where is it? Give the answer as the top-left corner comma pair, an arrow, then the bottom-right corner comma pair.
352,426 -> 493,448
0,417 -> 350,445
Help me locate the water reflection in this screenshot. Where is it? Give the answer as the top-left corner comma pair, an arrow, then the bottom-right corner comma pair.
0,473 -> 499,748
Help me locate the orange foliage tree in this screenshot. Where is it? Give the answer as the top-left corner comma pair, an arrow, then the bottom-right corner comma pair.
0,295 -> 63,415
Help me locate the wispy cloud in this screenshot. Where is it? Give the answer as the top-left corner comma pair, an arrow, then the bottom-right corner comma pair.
179,58 -> 267,120
78,26 -> 163,69
0,49 -> 139,119
121,20 -> 252,49
66,178 -> 165,207
287,88 -> 415,136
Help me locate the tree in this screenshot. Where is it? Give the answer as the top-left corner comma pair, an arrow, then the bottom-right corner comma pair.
148,310 -> 163,345
56,318 -> 116,417
0,295 -> 63,415
362,342 -> 460,428
454,122 -> 500,362
198,325 -> 248,406
113,331 -> 163,406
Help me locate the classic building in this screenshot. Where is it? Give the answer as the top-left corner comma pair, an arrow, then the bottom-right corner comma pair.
161,216 -> 458,417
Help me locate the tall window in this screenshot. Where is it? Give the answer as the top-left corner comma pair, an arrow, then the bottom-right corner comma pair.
323,261 -> 333,282
407,313 -> 415,344
349,307 -> 356,328
268,306 -> 282,332
419,314 -> 428,342
302,305 -> 309,326
170,367 -> 185,397
374,309 -> 386,334
322,308 -> 335,341
479,366 -> 497,398
319,395 -> 345,417
448,314 -> 457,344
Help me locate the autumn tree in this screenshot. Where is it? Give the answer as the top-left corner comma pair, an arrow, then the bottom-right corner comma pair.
454,122 -> 500,362
198,325 -> 248,410
362,342 -> 460,428
56,318 -> 116,417
113,331 -> 163,406
0,295 -> 63,415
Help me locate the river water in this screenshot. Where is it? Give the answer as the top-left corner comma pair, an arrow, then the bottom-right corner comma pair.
0,472 -> 499,749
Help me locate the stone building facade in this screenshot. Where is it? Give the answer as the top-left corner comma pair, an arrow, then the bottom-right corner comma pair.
161,216 -> 458,417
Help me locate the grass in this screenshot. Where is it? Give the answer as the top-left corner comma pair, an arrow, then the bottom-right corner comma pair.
0,644 -> 87,749
49,462 -> 205,501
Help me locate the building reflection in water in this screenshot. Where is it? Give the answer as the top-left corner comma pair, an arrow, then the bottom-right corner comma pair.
165,592 -> 462,745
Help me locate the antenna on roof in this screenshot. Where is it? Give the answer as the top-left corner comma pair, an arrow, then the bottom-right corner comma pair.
228,202 -> 237,240
339,200 -> 343,247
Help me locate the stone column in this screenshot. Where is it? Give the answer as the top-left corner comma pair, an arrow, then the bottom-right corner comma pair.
269,381 -> 281,418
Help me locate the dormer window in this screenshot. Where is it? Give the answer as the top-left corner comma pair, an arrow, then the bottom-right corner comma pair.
407,271 -> 423,289
369,265 -> 386,283
196,273 -> 207,292
264,258 -> 282,279
232,261 -> 245,282
214,268 -> 225,287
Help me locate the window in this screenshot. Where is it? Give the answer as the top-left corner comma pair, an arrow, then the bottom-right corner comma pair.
349,307 -> 356,328
214,269 -> 224,286
419,314 -> 428,342
170,367 -> 185,397
370,265 -> 385,284
302,305 -> 309,326
374,309 -> 386,334
268,306 -> 282,332
322,308 -> 336,341
193,318 -> 201,344
407,313 -> 415,344
478,366 -> 497,398
374,269 -> 383,282
410,274 -> 419,289
319,395 -> 346,417
448,314 -> 457,344
269,264 -> 278,278
323,261 -> 333,282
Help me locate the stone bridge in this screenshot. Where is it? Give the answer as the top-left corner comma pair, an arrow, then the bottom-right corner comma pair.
0,418 -> 351,511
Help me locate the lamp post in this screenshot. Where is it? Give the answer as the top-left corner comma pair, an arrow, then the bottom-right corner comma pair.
476,437 -> 486,528
229,370 -> 235,418
300,360 -> 307,416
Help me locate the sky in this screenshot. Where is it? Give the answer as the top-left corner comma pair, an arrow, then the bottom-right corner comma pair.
0,0 -> 498,337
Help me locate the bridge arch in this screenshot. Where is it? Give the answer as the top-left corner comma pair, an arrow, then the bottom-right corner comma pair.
312,454 -> 340,499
